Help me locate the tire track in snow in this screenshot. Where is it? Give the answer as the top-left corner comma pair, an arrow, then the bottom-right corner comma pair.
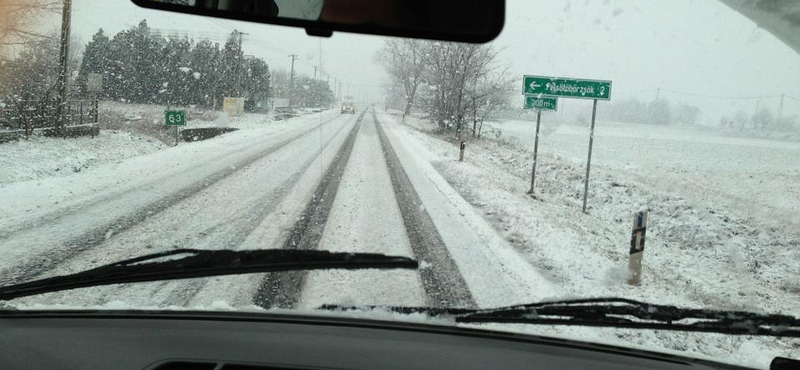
253,110 -> 365,309
0,114 -> 346,286
157,117 -> 356,306
373,111 -> 476,308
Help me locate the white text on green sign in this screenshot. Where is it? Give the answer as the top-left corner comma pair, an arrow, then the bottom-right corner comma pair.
165,110 -> 186,126
523,75 -> 612,101
524,96 -> 558,111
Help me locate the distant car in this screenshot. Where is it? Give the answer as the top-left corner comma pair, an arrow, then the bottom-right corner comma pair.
341,102 -> 355,114
274,107 -> 296,121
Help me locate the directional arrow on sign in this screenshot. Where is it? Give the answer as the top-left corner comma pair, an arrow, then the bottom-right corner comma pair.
530,81 -> 541,90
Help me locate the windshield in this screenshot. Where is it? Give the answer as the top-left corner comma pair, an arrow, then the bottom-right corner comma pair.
1,0 -> 799,367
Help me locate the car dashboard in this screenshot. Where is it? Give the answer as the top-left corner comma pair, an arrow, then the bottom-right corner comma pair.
0,310 -> 754,370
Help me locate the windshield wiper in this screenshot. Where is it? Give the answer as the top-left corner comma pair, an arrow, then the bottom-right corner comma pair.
321,297 -> 800,337
0,249 -> 418,301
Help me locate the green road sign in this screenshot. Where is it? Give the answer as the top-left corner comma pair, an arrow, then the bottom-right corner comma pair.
165,110 -> 186,126
523,75 -> 612,100
524,96 -> 558,111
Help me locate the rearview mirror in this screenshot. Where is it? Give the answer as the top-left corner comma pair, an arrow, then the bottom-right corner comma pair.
131,0 -> 505,43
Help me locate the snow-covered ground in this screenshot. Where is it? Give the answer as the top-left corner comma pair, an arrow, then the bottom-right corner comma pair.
490,118 -> 800,231
0,102 -> 320,185
0,130 -> 165,184
380,112 -> 800,367
2,106 -> 797,369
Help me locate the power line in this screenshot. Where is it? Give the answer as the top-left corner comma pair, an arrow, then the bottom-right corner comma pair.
612,88 -> 657,95
610,87 -> 790,101
660,88 -> 780,100
205,18 -> 234,32
204,17 -> 342,92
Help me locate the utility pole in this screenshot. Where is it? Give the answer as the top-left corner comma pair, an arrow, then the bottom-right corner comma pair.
54,0 -> 72,137
288,54 -> 298,110
317,39 -> 323,80
778,93 -> 785,122
233,30 -> 248,97
313,66 -> 318,80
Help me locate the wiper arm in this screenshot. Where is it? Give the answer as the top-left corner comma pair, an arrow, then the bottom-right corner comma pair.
0,249 -> 418,301
321,297 -> 800,337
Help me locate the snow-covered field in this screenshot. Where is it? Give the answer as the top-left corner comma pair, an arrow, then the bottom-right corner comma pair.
0,130 -> 165,184
490,119 -> 800,230
380,112 -> 800,367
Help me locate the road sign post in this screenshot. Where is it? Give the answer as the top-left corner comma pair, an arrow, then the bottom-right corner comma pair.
522,75 -> 611,211
165,110 -> 186,146
582,99 -> 598,213
628,210 -> 649,285
528,110 -> 542,195
523,96 -> 556,195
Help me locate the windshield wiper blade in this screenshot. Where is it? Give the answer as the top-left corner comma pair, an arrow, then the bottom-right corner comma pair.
320,297 -> 800,337
458,297 -> 800,337
0,249 -> 418,301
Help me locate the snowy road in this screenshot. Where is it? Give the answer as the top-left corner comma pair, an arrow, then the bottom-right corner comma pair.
1,108 -> 552,310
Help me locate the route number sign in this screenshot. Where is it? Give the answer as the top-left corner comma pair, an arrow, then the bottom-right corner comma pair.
523,75 -> 612,101
165,110 -> 186,126
524,96 -> 558,111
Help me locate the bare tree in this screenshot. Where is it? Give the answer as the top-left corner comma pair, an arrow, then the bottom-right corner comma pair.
470,68 -> 513,138
417,42 -> 504,138
0,0 -> 61,57
375,39 -> 426,115
376,39 -> 509,138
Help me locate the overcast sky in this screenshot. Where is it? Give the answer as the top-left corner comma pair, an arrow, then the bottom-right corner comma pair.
42,0 -> 800,123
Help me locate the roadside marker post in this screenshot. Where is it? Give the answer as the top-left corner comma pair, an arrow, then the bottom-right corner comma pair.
523,96 -> 557,195
459,140 -> 466,162
628,210 -> 648,286
522,75 -> 611,211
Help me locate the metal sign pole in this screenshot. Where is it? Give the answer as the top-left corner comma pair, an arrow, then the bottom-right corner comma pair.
582,99 -> 598,213
528,110 -> 542,195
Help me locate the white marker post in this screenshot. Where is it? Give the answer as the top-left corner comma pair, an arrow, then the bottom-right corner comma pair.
628,210 -> 648,286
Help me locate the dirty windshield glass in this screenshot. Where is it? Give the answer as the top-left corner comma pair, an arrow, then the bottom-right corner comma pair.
1,0 -> 799,367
